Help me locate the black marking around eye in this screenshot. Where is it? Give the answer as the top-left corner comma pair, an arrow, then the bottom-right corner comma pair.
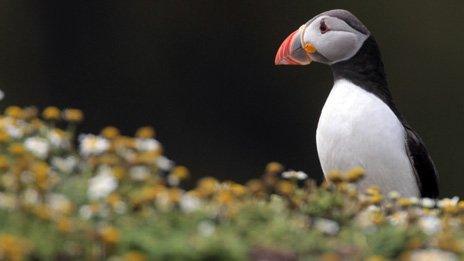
320,20 -> 329,34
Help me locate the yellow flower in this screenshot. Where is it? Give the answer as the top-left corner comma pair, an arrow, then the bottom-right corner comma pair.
215,190 -> 234,205
33,204 -> 52,220
458,201 -> 464,211
135,126 -> 156,139
57,217 -> 73,233
5,106 -> 23,119
0,130 -> 10,143
0,234 -> 31,261
114,136 -> 136,149
42,106 -> 61,120
0,156 -> 9,170
197,177 -> 219,197
98,154 -> 120,166
132,185 -> 166,205
63,108 -> 83,122
397,198 -> 413,208
344,166 -> 365,183
337,182 -> 357,196
326,170 -> 343,183
132,151 -> 160,165
142,186 -> 162,201
32,162 -> 50,190
365,185 -> 381,196
230,183 -> 247,197
59,202 -> 75,216
101,126 -> 120,139
371,211 -> 385,225
106,193 -> 122,206
276,180 -> 294,195
438,198 -> 459,214
123,251 -> 147,261
369,193 -> 384,205
112,166 -> 126,180
171,166 -> 189,180
99,226 -> 120,245
8,143 -> 26,156
31,119 -> 44,129
168,188 -> 183,203
246,179 -> 264,194
265,162 -> 284,173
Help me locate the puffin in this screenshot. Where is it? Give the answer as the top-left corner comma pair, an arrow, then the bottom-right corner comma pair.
274,9 -> 439,198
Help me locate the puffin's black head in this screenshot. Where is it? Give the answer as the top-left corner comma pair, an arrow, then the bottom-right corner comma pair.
275,9 -> 371,66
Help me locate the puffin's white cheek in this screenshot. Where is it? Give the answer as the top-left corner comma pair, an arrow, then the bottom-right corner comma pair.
317,32 -> 359,62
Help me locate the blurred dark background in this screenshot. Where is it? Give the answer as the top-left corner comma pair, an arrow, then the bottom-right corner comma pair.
0,1 -> 462,197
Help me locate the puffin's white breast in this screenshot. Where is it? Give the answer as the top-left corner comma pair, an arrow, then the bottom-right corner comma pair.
316,79 -> 419,197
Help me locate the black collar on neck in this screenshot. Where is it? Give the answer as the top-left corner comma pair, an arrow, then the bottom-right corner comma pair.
330,36 -> 404,122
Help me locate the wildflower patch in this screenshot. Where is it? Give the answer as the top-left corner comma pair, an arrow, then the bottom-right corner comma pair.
0,106 -> 461,260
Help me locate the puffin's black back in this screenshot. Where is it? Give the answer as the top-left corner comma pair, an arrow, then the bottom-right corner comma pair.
404,126 -> 439,198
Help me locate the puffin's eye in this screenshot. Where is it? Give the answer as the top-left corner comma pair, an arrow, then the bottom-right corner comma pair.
319,20 -> 329,34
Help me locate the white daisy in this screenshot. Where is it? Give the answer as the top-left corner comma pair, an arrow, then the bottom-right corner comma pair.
129,166 -> 151,181
79,134 -> 110,157
87,166 -> 117,200
180,194 -> 201,213
22,189 -> 39,205
421,198 -> 436,208
0,192 -> 16,210
5,124 -> 23,139
167,175 -> 180,186
408,197 -> 419,205
46,193 -> 72,214
197,221 -> 215,236
282,170 -> 308,180
387,190 -> 401,200
24,137 -> 50,159
418,216 -> 441,235
48,129 -> 70,149
79,205 -> 93,219
51,156 -> 78,173
156,156 -> 174,171
135,138 -> 161,152
314,218 -> 339,235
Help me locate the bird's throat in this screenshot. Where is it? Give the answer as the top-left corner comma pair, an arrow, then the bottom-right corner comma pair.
330,36 -> 402,121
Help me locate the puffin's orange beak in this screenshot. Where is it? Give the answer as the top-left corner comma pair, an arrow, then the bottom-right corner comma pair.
275,26 -> 315,65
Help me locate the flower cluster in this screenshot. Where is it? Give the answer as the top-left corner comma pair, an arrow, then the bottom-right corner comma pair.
0,106 -> 463,260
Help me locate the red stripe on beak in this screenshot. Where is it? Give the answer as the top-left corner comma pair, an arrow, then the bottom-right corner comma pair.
274,30 -> 300,65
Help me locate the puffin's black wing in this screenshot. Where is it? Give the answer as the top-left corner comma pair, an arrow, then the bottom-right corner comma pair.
404,125 -> 439,198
